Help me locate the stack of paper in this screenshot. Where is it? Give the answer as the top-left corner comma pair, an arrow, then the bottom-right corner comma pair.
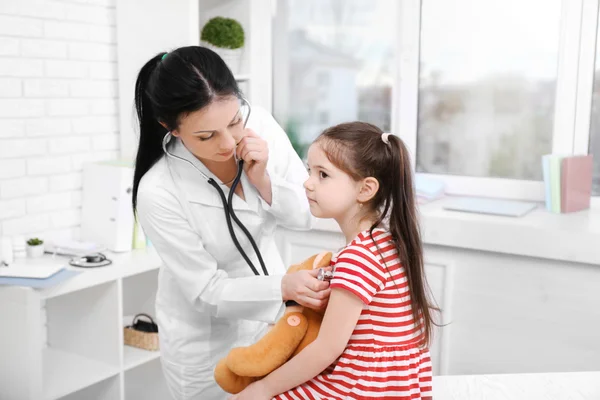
44,239 -> 105,257
415,175 -> 446,204
542,154 -> 593,213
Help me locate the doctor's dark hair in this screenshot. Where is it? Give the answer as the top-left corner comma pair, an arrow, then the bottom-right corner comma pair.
132,46 -> 242,211
314,122 -> 439,348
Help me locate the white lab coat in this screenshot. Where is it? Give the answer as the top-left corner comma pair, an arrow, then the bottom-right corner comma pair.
136,106 -> 312,400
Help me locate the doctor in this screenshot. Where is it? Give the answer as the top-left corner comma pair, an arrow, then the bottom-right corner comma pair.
132,46 -> 330,399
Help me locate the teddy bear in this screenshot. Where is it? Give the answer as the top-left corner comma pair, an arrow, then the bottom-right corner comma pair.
214,251 -> 333,394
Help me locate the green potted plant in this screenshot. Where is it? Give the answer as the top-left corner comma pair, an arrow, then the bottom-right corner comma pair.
26,237 -> 44,258
201,16 -> 245,74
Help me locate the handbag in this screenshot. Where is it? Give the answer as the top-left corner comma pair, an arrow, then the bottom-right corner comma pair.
124,313 -> 159,351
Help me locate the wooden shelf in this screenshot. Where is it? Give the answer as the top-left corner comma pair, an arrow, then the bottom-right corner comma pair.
44,348 -> 119,400
123,345 -> 161,372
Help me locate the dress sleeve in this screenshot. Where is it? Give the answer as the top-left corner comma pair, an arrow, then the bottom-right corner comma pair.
329,244 -> 387,304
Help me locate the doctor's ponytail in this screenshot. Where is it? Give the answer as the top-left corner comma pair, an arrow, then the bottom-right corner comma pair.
133,52 -> 165,212
132,46 -> 242,212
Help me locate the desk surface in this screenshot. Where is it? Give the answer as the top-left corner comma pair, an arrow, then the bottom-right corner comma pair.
0,248 -> 162,299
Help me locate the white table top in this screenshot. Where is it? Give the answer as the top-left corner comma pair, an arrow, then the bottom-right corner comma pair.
433,371 -> 600,400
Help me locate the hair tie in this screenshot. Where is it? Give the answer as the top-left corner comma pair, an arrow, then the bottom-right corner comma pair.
161,53 -> 168,61
381,132 -> 391,145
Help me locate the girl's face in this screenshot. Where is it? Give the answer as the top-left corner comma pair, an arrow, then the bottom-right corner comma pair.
303,142 -> 363,220
170,96 -> 248,163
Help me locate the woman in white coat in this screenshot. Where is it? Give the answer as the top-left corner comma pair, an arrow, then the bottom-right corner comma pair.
132,46 -> 330,399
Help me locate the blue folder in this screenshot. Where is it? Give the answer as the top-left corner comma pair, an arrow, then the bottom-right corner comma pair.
0,268 -> 80,288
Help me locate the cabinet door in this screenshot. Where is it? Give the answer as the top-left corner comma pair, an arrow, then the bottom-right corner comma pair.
424,260 -> 453,376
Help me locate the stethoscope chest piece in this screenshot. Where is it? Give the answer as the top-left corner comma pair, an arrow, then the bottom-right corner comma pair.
318,268 -> 334,281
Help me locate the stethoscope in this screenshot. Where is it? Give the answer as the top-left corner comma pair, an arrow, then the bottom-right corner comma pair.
161,98 -> 269,277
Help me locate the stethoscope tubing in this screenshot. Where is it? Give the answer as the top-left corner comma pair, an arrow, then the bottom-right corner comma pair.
160,99 -> 268,276
207,159 -> 268,276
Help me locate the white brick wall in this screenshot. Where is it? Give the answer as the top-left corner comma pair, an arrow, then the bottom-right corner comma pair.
0,0 -> 118,242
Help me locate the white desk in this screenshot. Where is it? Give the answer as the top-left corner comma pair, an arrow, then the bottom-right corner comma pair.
0,248 -> 170,400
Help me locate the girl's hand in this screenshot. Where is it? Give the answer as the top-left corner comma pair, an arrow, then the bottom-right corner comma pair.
229,380 -> 272,400
282,268 -> 332,311
236,128 -> 269,187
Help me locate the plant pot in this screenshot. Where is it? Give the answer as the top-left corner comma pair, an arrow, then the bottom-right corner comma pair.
202,43 -> 244,75
26,244 -> 45,258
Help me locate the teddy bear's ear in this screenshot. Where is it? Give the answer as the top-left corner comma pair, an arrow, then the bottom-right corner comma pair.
312,251 -> 332,269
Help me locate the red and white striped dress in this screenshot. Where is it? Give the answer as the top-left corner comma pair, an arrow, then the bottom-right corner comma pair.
275,229 -> 433,400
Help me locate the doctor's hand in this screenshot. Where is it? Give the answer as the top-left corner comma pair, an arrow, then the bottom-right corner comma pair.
236,128 -> 269,186
282,268 -> 332,311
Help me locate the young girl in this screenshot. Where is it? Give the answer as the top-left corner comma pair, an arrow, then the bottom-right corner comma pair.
231,122 -> 436,400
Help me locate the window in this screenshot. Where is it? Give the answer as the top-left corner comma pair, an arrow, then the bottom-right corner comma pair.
273,0 -> 396,159
417,0 -> 560,181
274,0 -> 599,200
319,111 -> 330,125
396,0 -> 599,201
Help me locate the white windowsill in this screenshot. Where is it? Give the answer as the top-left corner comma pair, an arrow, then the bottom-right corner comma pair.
311,197 -> 600,265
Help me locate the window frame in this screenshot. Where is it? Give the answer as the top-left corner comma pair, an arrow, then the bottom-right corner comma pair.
396,0 -> 600,202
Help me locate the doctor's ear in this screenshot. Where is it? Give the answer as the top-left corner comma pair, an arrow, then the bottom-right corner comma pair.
357,177 -> 379,204
160,121 -> 179,137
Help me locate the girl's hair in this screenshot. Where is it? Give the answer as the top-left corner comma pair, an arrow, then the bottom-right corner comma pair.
132,46 -> 242,211
315,121 -> 439,347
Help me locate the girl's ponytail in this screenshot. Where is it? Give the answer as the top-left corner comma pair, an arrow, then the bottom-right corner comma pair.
387,135 -> 437,347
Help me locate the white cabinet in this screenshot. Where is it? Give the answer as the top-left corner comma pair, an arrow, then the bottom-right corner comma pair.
81,162 -> 135,253
426,245 -> 600,375
0,250 -> 166,400
43,281 -> 121,399
116,0 -> 274,160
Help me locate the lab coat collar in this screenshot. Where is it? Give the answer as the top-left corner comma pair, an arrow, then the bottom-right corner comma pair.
166,137 -> 258,212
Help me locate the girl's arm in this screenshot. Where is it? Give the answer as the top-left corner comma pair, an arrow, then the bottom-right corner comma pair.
261,288 -> 364,396
231,244 -> 385,399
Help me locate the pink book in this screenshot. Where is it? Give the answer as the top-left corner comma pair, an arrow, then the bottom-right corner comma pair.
560,155 -> 593,213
